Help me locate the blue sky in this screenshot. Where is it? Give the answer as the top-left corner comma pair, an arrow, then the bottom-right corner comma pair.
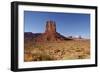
24,11 -> 90,38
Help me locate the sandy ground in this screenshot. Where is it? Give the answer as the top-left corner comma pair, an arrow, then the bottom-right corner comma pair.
24,39 -> 90,62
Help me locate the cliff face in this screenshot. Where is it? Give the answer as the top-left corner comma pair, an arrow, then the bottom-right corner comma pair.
34,20 -> 71,42
45,21 -> 56,34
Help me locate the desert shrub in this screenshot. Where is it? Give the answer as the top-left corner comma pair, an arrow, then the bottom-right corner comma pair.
31,52 -> 53,61
24,53 -> 33,62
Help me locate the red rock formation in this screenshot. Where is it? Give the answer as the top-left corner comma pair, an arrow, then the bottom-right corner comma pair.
34,20 -> 71,42
45,21 -> 56,33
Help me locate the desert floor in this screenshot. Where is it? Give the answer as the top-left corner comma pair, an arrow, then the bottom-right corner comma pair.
24,40 -> 90,62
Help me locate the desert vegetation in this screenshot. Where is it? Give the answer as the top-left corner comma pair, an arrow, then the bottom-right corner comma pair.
24,39 -> 90,62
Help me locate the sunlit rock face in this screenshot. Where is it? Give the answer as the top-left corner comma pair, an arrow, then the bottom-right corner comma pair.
45,20 -> 56,34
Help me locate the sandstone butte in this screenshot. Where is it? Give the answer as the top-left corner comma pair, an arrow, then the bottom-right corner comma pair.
34,20 -> 71,42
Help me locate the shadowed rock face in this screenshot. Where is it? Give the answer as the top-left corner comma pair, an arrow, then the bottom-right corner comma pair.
34,20 -> 71,42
